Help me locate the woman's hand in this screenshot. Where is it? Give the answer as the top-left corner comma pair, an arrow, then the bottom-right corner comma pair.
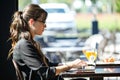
55,59 -> 87,75
66,59 -> 87,69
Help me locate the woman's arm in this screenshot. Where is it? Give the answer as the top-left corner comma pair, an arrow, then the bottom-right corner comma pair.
17,39 -> 87,78
55,59 -> 87,75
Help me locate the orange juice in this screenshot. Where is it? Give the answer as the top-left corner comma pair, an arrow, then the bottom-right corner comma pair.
83,50 -> 97,62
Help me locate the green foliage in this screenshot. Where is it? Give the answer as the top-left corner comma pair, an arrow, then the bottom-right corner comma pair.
91,0 -> 96,4
19,0 -> 31,10
58,0 -> 73,6
40,0 -> 47,3
76,13 -> 120,33
115,0 -> 120,12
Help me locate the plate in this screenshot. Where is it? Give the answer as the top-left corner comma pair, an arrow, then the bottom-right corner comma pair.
96,61 -> 120,66
96,61 -> 120,64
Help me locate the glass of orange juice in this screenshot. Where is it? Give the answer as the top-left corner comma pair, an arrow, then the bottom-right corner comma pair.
83,49 -> 97,70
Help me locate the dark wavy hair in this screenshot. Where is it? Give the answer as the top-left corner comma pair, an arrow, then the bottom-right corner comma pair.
8,4 -> 48,66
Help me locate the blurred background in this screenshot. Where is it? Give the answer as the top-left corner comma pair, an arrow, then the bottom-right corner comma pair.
19,0 -> 120,80
19,0 -> 120,63
19,0 -> 120,34
1,0 -> 120,80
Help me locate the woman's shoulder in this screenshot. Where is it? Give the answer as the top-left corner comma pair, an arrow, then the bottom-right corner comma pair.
18,38 -> 28,44
16,38 -> 31,47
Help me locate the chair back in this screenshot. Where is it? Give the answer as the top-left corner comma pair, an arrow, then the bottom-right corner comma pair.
12,60 -> 24,80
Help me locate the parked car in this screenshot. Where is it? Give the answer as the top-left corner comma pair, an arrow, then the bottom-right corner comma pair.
39,3 -> 77,33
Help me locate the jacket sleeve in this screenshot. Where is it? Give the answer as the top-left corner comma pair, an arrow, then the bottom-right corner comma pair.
19,40 -> 56,79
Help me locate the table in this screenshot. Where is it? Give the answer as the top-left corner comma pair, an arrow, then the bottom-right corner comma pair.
62,62 -> 120,80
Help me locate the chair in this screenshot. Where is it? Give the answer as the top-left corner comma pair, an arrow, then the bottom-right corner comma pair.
12,60 -> 24,80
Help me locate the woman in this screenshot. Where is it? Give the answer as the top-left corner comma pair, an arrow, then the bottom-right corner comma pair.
8,4 -> 87,80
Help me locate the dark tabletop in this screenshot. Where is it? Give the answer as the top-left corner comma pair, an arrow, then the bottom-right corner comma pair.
62,62 -> 120,78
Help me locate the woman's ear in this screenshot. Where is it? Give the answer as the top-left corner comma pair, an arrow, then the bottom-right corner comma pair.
28,19 -> 35,26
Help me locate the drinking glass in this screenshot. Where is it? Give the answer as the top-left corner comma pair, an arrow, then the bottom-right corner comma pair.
83,49 -> 97,70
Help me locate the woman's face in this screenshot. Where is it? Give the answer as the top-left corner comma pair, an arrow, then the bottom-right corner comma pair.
34,19 -> 46,35
29,18 -> 46,37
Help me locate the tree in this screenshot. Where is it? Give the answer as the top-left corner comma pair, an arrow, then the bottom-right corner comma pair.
91,0 -> 96,4
19,0 -> 31,10
115,0 -> 120,12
